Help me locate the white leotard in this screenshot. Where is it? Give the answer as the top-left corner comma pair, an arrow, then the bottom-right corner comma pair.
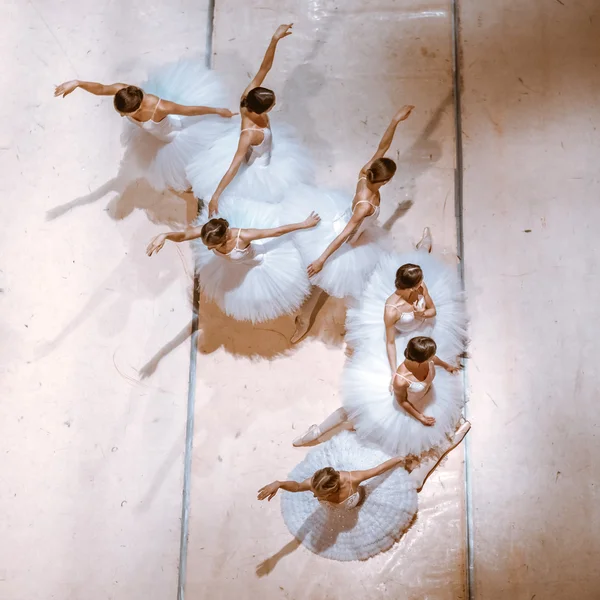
127,99 -> 182,142
385,294 -> 427,332
241,126 -> 272,167
394,360 -> 435,402
212,228 -> 256,262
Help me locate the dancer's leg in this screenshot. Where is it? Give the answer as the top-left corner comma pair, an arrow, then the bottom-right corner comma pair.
292,407 -> 349,447
290,287 -> 327,344
412,420 -> 471,492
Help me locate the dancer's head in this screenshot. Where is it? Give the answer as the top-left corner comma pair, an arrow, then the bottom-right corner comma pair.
311,467 -> 341,499
114,86 -> 144,115
241,87 -> 276,114
404,336 -> 437,363
366,158 -> 397,187
395,263 -> 423,291
201,218 -> 229,249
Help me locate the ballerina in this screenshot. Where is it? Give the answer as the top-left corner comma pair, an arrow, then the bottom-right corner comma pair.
293,336 -> 465,457
345,227 -> 468,386
258,422 -> 470,561
184,24 -> 314,214
288,105 -> 414,343
147,198 -> 320,323
54,61 -> 236,193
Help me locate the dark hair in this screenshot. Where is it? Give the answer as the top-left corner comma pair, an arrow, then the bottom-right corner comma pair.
114,86 -> 144,114
395,263 -> 423,290
366,157 -> 397,184
404,336 -> 437,363
240,87 -> 275,114
311,467 -> 340,496
201,218 -> 229,246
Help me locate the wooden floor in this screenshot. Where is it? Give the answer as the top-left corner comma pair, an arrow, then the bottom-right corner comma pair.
1,0 -> 599,599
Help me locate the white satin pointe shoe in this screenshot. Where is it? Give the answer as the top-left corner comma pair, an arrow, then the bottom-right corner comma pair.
292,424 -> 322,447
416,227 -> 433,253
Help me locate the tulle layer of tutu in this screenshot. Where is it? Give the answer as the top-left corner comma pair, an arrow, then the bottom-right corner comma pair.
345,250 -> 468,360
281,431 -> 417,561
287,185 -> 391,298
190,196 -> 311,323
120,60 -> 229,192
342,347 -> 465,457
186,119 -> 314,203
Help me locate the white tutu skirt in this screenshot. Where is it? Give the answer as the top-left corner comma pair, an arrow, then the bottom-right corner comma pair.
287,185 -> 390,298
346,250 -> 468,360
185,119 -> 314,203
342,348 -> 465,457
120,60 -> 229,192
281,431 -> 417,561
190,197 -> 311,323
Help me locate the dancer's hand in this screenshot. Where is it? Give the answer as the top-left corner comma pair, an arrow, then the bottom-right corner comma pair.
445,363 -> 462,374
257,482 -> 280,501
307,258 -> 325,277
420,415 -> 436,427
273,24 -> 293,41
216,108 -> 238,118
54,80 -> 79,98
302,212 -> 321,229
146,234 -> 168,257
414,306 -> 428,318
389,376 -> 395,394
394,105 -> 415,122
208,196 -> 219,217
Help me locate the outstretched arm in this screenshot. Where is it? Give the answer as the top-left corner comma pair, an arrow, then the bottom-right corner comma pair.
242,24 -> 293,98
360,105 -> 414,174
157,99 -> 236,119
208,132 -> 254,216
257,478 -> 311,501
54,80 -> 127,98
393,377 -> 436,426
146,227 -> 203,256
242,212 -> 320,242
306,209 -> 367,277
432,354 -> 461,374
350,456 -> 405,485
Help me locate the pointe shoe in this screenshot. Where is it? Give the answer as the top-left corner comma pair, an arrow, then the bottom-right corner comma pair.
290,316 -> 310,344
416,227 -> 432,253
293,424 -> 321,447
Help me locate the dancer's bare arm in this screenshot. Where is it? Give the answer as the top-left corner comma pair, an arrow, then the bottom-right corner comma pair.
414,282 -> 437,319
359,105 -> 414,175
54,80 -> 126,98
349,457 -> 405,485
306,204 -> 371,277
384,308 -> 400,376
432,355 -> 461,374
157,100 -> 236,119
242,24 -> 293,99
146,227 -> 203,256
257,478 -> 311,501
207,132 -> 256,216
242,212 -> 320,242
393,376 -> 436,426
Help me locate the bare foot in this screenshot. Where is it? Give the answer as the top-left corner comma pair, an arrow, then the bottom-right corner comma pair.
416,227 -> 432,253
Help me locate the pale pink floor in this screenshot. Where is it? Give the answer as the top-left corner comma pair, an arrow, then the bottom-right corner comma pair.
1,0 -> 599,599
